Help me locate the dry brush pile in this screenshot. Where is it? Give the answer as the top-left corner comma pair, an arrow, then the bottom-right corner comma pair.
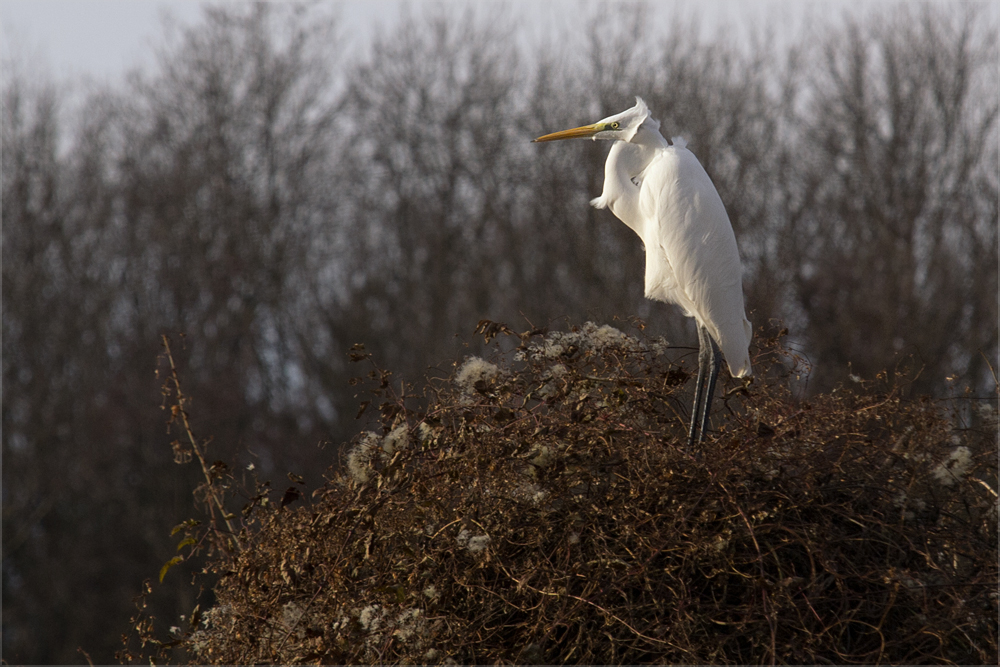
135,323 -> 997,664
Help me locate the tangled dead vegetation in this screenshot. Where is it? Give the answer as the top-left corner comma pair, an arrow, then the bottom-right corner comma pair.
143,322 -> 997,664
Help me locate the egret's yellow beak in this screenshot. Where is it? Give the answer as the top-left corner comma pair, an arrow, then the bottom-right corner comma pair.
531,123 -> 602,142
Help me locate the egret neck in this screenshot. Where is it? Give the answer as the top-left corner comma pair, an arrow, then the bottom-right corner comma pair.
591,122 -> 670,237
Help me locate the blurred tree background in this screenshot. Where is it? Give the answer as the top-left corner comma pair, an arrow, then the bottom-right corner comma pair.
2,2 -> 996,663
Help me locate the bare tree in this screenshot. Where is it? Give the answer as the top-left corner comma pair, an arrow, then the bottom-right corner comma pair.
2,5 -> 343,662
329,8 -> 526,371
781,5 -> 998,393
115,3 -> 339,433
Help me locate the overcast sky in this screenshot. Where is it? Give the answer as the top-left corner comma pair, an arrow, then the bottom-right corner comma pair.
1,0 -> 397,82
1,0 -> 811,82
2,0 -> 993,86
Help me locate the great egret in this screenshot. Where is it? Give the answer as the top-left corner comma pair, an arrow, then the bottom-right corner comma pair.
533,97 -> 752,447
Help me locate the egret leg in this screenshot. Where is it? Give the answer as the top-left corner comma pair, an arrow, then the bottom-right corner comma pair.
687,328 -> 709,447
687,325 -> 722,448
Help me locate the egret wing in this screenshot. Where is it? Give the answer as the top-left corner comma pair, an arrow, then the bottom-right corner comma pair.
640,146 -> 752,377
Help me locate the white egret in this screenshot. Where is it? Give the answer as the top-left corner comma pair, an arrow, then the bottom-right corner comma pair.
533,97 -> 752,447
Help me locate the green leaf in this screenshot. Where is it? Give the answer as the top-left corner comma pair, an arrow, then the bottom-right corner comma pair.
176,536 -> 196,551
159,556 -> 184,583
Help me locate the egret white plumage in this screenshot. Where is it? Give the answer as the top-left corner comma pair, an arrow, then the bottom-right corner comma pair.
533,97 -> 752,447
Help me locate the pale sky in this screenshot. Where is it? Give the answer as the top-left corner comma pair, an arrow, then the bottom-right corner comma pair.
2,0 -> 198,81
2,1 -> 992,86
1,0 -> 407,82
1,0 -> 806,83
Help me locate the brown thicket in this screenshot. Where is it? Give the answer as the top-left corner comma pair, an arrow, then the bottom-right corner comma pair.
128,324 -> 997,664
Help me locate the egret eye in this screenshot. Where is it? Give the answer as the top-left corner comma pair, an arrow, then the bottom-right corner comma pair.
610,122 -> 620,129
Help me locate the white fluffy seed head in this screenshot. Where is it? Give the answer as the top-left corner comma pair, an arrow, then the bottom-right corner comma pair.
455,356 -> 500,395
932,446 -> 972,487
347,432 -> 381,483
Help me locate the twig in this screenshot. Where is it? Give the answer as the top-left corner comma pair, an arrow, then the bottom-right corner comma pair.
161,334 -> 241,552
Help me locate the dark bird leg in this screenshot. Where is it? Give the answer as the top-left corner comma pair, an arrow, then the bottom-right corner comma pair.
688,325 -> 722,448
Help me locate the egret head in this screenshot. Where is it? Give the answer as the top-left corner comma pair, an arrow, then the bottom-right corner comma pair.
533,97 -> 653,143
